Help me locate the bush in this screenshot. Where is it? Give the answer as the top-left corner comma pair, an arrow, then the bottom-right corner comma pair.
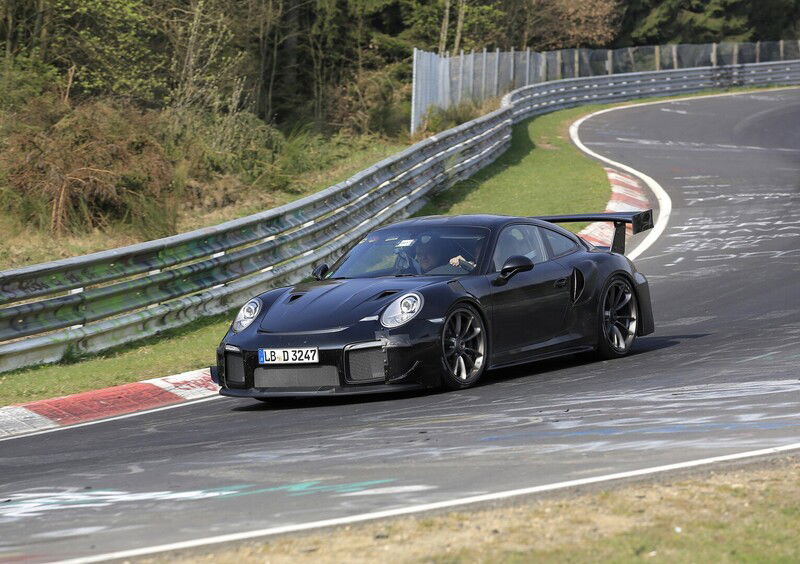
0,56 -> 61,112
0,96 -> 175,237
327,64 -> 412,136
418,97 -> 500,135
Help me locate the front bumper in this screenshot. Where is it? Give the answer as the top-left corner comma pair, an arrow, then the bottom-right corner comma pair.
213,319 -> 443,397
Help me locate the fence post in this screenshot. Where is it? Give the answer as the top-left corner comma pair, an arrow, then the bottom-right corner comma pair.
556,49 -> 562,80
655,45 -> 661,71
525,48 -> 531,85
779,39 -> 784,60
756,41 -> 761,63
606,49 -> 612,74
482,47 -> 487,99
733,42 -> 739,65
672,44 -> 678,69
457,49 -> 464,103
410,48 -> 418,134
574,49 -> 580,77
469,49 -> 475,99
494,47 -> 500,96
711,42 -> 718,66
541,53 -> 548,82
510,46 -> 515,88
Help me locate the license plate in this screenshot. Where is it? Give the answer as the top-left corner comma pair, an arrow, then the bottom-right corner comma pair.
258,347 -> 319,364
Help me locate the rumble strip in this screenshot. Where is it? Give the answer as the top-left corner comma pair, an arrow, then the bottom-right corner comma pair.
0,368 -> 218,439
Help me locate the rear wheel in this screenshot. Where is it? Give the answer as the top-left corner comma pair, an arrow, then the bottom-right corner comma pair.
596,276 -> 638,359
440,304 -> 487,389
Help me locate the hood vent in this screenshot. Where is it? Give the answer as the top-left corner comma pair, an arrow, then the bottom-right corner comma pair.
375,290 -> 399,300
287,293 -> 305,303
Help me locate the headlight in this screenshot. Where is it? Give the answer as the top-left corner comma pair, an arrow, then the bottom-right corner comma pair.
232,298 -> 262,332
380,292 -> 424,328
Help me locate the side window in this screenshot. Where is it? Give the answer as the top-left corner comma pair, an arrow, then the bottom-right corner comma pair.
492,225 -> 549,271
541,228 -> 578,257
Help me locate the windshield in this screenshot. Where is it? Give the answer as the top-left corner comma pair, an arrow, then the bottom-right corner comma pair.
327,225 -> 489,279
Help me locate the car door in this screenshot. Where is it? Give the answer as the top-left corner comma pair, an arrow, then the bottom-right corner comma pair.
488,224 -> 572,365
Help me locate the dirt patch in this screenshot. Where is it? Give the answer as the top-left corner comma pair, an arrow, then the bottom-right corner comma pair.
144,456 -> 800,563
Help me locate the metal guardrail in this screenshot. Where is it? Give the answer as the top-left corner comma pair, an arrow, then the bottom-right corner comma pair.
1,59 -> 799,373
411,40 -> 800,133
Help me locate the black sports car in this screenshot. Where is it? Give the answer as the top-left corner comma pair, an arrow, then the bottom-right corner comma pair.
211,211 -> 655,398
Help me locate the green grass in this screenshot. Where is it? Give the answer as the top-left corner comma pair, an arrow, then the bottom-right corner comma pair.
0,313 -> 233,405
417,105 -> 613,232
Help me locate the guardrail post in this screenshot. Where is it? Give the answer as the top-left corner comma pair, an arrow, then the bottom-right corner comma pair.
655,45 -> 661,71
606,49 -> 612,74
672,44 -> 678,69
525,47 -> 531,85
574,49 -> 580,77
711,42 -> 718,66
556,49 -> 562,80
494,47 -> 500,96
482,47 -> 487,99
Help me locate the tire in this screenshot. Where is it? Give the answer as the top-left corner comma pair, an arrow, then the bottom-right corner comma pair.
595,275 -> 639,359
440,304 -> 488,390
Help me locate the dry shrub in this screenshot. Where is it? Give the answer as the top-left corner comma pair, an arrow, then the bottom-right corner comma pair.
327,64 -> 412,136
0,96 -> 176,238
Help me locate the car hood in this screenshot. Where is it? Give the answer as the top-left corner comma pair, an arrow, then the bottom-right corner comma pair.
257,277 -> 445,333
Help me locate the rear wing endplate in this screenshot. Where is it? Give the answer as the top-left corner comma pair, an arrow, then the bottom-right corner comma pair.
534,209 -> 654,255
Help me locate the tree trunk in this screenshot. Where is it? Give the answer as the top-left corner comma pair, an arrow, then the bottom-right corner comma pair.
5,0 -> 14,65
438,0 -> 450,55
453,0 -> 465,54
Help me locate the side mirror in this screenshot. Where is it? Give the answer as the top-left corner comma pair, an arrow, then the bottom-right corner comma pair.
494,255 -> 533,285
312,263 -> 329,280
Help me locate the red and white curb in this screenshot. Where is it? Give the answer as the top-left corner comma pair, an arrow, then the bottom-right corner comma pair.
578,167 -> 651,248
0,368 -> 218,438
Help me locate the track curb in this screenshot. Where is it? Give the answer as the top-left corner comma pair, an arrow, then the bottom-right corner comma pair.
0,368 -> 217,438
577,167 -> 652,247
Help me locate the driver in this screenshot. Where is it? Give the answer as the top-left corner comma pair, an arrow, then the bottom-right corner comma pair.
449,240 -> 482,272
416,241 -> 444,273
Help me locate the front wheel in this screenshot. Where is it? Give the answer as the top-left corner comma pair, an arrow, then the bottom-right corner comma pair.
596,276 -> 639,359
440,304 -> 488,390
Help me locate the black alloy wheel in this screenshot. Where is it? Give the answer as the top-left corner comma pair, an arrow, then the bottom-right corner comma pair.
597,276 -> 638,359
441,304 -> 487,389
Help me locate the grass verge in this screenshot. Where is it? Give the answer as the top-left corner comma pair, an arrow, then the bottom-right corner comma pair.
417,104 -> 612,232
148,456 -> 800,563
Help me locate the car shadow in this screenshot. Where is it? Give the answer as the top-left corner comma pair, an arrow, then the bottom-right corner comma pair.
476,332 -> 711,387
231,333 -> 710,410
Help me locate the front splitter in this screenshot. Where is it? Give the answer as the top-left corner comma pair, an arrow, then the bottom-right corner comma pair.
219,383 -> 429,398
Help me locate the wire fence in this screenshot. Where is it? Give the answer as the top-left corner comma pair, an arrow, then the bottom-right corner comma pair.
2,59 -> 800,373
411,40 -> 800,133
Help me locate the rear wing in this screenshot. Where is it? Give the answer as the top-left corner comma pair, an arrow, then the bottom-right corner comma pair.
534,209 -> 654,255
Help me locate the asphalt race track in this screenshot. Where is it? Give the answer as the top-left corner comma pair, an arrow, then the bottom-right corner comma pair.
2,88 -> 799,562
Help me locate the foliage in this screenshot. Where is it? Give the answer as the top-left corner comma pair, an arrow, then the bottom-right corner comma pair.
0,55 -> 61,111
617,0 -> 800,45
49,0 -> 168,101
0,96 -> 175,237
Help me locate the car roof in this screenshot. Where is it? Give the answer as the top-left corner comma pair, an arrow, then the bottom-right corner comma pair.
383,214 -> 571,233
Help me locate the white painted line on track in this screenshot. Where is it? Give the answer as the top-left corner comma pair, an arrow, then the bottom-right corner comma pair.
569,86 -> 800,260
0,395 -> 223,444
59,441 -> 800,564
